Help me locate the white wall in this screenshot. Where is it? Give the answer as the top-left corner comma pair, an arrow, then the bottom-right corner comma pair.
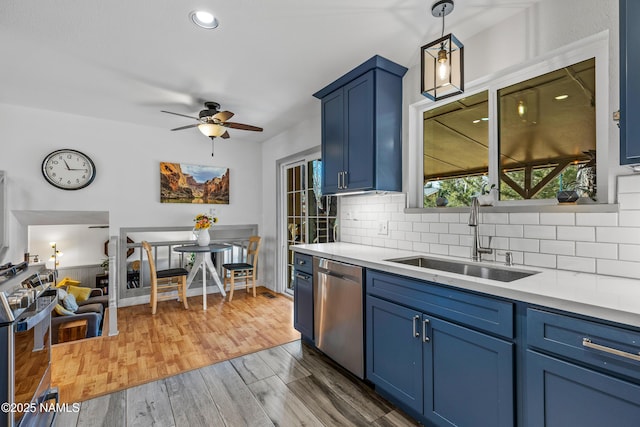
0,103 -> 263,270
260,115 -> 321,290
28,224 -> 108,267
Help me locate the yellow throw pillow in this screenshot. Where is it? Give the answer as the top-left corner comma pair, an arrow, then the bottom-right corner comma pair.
54,304 -> 74,316
67,285 -> 92,302
57,277 -> 81,288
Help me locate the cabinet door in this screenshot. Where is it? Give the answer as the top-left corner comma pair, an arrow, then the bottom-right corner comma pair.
526,350 -> 640,427
620,0 -> 640,164
424,316 -> 514,427
366,296 -> 423,414
344,71 -> 375,191
293,270 -> 314,339
320,89 -> 345,193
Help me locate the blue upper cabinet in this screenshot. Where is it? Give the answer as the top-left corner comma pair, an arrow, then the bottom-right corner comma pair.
620,0 -> 640,165
314,56 -> 407,194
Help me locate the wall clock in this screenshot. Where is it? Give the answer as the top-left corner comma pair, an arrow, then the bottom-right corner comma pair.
41,149 -> 96,190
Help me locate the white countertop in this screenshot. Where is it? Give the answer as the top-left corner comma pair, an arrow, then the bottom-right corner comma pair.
292,242 -> 640,329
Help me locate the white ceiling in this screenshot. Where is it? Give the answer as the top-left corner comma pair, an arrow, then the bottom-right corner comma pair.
0,0 -> 540,144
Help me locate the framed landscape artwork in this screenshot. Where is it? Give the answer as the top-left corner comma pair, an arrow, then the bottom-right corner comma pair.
160,162 -> 229,204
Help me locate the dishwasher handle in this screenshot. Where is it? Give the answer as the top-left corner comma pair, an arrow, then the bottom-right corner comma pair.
316,268 -> 361,284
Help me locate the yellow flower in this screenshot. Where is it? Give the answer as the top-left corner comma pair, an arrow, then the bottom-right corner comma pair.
193,214 -> 218,230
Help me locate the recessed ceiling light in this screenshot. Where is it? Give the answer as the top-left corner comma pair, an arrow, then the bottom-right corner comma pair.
190,10 -> 219,29
555,94 -> 569,100
481,117 -> 489,121
473,119 -> 481,124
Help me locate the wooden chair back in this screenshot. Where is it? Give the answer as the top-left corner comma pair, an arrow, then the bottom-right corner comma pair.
245,236 -> 262,270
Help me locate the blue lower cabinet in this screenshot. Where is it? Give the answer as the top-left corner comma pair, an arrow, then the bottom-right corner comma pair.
293,270 -> 314,340
423,316 -> 514,427
526,350 -> 640,427
366,295 -> 514,426
366,296 -> 423,414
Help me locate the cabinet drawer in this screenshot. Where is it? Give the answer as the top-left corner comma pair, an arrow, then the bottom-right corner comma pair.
367,270 -> 513,339
527,308 -> 640,382
293,253 -> 313,274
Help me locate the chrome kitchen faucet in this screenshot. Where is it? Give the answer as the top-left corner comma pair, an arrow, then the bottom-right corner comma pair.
469,196 -> 493,262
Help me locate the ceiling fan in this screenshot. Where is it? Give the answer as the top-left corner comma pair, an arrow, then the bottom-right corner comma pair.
162,101 -> 263,156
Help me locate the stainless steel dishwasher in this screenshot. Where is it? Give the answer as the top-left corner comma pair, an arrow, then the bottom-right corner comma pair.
314,257 -> 364,378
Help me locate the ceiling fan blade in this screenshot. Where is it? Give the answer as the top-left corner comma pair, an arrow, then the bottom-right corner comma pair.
220,131 -> 230,139
223,122 -> 263,132
161,110 -> 200,120
170,123 -> 200,131
213,111 -> 234,122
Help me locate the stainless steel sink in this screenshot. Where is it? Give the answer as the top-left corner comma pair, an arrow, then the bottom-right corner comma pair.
387,256 -> 539,282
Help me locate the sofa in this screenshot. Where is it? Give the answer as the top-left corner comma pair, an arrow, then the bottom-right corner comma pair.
51,285 -> 108,344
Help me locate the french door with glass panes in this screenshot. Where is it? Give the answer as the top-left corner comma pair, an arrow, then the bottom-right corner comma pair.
281,157 -> 337,295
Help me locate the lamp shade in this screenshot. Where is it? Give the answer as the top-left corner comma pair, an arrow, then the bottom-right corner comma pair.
421,33 -> 464,101
198,123 -> 226,137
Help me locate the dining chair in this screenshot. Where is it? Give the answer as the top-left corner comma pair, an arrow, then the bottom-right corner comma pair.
141,241 -> 189,314
222,236 -> 261,302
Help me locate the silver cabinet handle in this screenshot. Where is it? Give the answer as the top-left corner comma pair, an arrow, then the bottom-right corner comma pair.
412,315 -> 420,338
343,171 -> 348,189
295,273 -> 310,281
583,338 -> 640,362
338,172 -> 343,189
422,318 -> 430,343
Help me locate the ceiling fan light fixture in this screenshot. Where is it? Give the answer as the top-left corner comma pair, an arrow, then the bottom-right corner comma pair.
198,123 -> 226,137
190,10 -> 219,29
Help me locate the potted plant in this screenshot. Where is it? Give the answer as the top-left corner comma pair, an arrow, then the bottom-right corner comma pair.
477,184 -> 497,206
100,258 -> 109,274
436,189 -> 449,207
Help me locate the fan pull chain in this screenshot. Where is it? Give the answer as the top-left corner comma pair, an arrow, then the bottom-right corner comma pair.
211,138 -> 215,157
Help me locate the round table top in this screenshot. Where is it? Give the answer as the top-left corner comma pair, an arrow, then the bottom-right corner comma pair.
173,243 -> 232,253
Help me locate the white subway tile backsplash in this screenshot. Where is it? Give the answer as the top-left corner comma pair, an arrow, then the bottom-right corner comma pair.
495,224 -> 524,238
576,242 -> 618,259
482,213 -> 509,224
619,244 -> 640,262
405,232 -> 422,242
430,223 -> 449,233
618,211 -> 640,227
412,242 -> 430,253
390,230 -> 405,241
525,253 -> 557,268
397,240 -> 413,251
524,225 -> 556,240
440,234 -> 460,245
459,235 -> 474,247
509,212 -> 540,224
618,193 -> 640,210
491,237 -> 510,250
385,203 -> 399,213
421,233 -> 440,244
391,212 -> 406,222
360,236 -> 373,246
540,212 -> 575,225
450,223 -> 471,235
440,213 -> 461,223
384,239 -> 399,249
413,222 -> 430,233
406,213 -> 422,223
430,244 -> 449,255
557,226 -> 595,242
576,213 -> 618,226
618,174 -> 640,194
370,237 -> 386,247
449,246 -> 470,258
597,259 -> 640,279
478,224 -> 495,237
509,238 -> 540,252
596,227 -> 640,244
557,256 -> 596,273
540,240 -> 575,256
421,213 -> 440,222
398,222 -> 413,232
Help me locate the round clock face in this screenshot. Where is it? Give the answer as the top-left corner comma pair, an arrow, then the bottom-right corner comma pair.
41,149 -> 96,190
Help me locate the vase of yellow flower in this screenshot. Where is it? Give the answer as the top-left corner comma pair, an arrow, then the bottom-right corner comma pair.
193,213 -> 217,246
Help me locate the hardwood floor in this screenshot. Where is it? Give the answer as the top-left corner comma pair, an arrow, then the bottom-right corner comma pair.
51,287 -> 301,403
55,340 -> 419,427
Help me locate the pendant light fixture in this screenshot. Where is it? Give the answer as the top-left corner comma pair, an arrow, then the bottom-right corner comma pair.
421,0 -> 464,101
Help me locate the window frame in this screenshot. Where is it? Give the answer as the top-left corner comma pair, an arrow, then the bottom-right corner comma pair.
409,32 -> 610,209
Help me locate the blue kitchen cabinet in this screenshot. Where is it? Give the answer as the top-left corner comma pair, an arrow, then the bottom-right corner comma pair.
366,270 -> 514,427
366,295 -> 424,415
313,55 -> 407,194
620,0 -> 640,164
526,308 -> 640,426
293,253 -> 314,340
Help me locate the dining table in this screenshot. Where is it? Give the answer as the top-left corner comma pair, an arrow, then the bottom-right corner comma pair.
173,243 -> 231,310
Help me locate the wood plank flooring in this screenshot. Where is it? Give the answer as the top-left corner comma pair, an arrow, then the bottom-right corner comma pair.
55,340 -> 419,427
51,287 -> 301,403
